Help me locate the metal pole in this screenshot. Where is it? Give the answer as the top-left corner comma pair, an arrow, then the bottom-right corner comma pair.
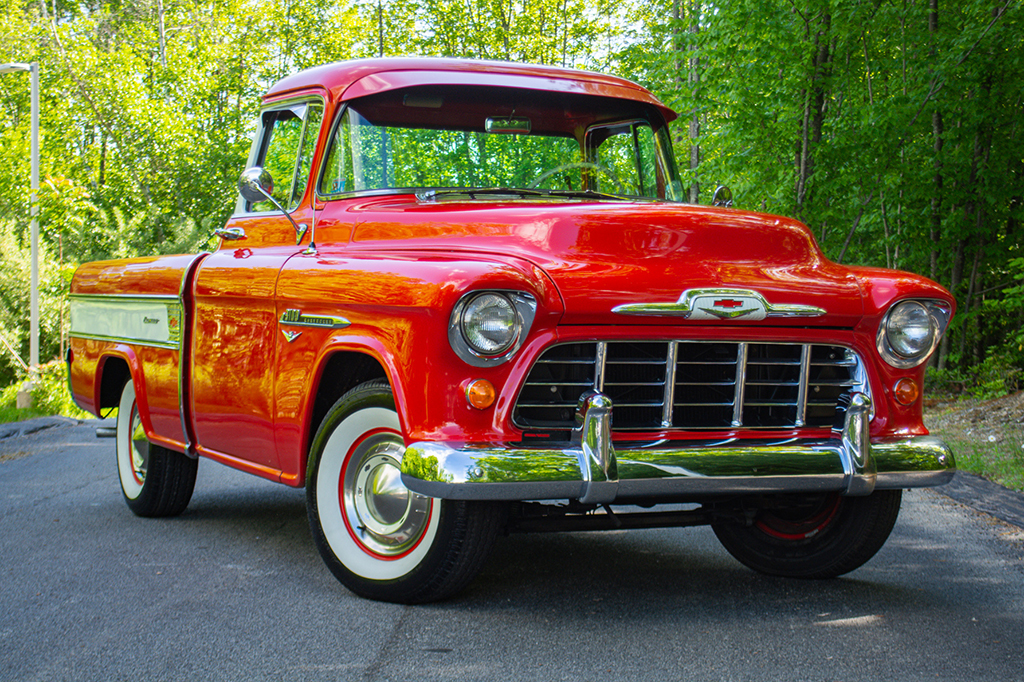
30,61 -> 39,374
0,62 -> 40,375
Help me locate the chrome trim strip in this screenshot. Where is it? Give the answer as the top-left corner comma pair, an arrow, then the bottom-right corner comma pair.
69,294 -> 183,350
613,288 -> 827,319
176,252 -> 209,460
402,392 -> 953,502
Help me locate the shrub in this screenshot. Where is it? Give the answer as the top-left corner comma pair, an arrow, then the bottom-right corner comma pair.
0,360 -> 92,422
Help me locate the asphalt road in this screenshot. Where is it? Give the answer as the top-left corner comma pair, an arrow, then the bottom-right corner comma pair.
1,419 -> 1022,682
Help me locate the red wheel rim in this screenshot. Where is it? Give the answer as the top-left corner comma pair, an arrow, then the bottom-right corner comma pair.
339,428 -> 433,561
754,494 -> 843,541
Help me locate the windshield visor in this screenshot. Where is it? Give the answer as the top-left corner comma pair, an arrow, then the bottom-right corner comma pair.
317,85 -> 684,201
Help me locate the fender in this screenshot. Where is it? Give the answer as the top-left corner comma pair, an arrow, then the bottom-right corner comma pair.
279,334 -> 400,487
68,253 -> 210,457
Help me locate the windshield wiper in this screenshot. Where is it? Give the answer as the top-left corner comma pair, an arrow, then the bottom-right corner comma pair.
416,187 -> 637,203
547,189 -> 633,201
416,187 -> 550,202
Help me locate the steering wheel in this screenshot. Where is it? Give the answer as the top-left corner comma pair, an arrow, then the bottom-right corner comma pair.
529,162 -> 628,195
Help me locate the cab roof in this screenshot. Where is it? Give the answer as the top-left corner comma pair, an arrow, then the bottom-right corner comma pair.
264,57 -> 678,123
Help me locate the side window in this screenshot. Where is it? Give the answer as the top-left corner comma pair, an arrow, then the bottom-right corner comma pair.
252,101 -> 323,212
590,121 -> 661,199
321,108 -> 391,194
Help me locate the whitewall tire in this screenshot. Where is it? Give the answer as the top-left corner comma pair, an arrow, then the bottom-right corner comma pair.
306,380 -> 504,603
116,380 -> 197,517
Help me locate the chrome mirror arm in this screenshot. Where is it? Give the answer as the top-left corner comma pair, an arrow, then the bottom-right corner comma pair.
238,167 -> 309,245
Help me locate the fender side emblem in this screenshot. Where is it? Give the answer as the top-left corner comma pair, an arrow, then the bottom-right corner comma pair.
279,309 -> 351,329
282,329 -> 302,343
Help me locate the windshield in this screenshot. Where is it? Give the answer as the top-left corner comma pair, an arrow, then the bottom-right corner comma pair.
318,85 -> 684,201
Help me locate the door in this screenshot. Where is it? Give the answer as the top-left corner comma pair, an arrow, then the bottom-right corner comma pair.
190,98 -> 324,475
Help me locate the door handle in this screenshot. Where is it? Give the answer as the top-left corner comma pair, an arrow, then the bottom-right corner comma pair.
214,226 -> 246,241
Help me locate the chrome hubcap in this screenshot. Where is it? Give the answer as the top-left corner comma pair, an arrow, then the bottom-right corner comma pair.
343,435 -> 431,557
129,405 -> 149,485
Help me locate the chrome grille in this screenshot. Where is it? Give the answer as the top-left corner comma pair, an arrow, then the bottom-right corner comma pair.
513,341 -> 865,431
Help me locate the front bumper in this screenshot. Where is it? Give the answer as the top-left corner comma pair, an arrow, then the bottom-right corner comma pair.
400,391 -> 954,504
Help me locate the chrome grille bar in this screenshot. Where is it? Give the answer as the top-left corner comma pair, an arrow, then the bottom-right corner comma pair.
662,341 -> 678,428
513,341 -> 865,432
595,341 -> 608,392
796,344 -> 811,427
731,342 -> 748,428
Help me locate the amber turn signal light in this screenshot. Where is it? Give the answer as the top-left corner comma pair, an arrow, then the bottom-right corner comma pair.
893,377 -> 919,405
465,379 -> 496,410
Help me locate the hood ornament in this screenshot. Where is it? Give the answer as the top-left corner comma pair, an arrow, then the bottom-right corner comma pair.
613,288 -> 826,321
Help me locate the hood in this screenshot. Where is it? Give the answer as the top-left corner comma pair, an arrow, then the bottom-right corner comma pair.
341,197 -> 864,327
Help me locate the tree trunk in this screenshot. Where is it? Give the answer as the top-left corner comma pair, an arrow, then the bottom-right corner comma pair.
795,11 -> 831,219
687,0 -> 700,204
378,0 -> 385,57
156,0 -> 168,69
929,0 -> 942,284
937,238 -> 964,369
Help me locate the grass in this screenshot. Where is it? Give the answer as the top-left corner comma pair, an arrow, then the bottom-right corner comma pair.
0,404 -> 53,423
923,389 -> 1024,492
925,416 -> 1024,493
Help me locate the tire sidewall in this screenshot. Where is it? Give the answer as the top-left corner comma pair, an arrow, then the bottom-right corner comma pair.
713,491 -> 902,578
116,380 -> 145,501
307,384 -> 447,592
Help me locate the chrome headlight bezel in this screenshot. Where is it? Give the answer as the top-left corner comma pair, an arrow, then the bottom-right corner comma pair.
449,291 -> 537,367
876,299 -> 952,369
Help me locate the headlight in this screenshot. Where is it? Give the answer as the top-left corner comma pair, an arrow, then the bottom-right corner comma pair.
876,300 -> 950,368
449,291 -> 537,367
462,293 -> 518,355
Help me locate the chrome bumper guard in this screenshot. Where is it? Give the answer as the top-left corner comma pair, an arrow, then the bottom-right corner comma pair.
400,391 -> 954,504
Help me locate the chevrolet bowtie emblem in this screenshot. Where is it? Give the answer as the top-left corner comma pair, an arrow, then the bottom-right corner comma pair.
612,289 -> 827,321
700,305 -> 759,319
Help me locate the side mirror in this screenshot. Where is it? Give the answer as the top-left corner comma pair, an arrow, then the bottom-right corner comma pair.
237,167 -> 309,246
712,185 -> 733,208
238,167 -> 275,204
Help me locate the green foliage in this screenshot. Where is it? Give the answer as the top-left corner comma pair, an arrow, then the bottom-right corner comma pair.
993,256 -> 1024,360
0,360 -> 91,423
623,0 -> 1024,384
1,0 -> 1022,395
0,220 -> 68,387
926,355 -> 1022,401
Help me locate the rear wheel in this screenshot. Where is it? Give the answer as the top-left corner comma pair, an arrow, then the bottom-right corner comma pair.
712,490 -> 902,578
306,380 -> 503,603
116,380 -> 197,517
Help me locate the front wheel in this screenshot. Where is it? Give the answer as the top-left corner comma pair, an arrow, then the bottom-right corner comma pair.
306,381 -> 503,603
116,380 -> 197,517
712,490 -> 902,578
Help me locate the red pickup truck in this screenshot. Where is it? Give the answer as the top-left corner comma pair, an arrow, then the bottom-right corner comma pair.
67,57 -> 955,603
